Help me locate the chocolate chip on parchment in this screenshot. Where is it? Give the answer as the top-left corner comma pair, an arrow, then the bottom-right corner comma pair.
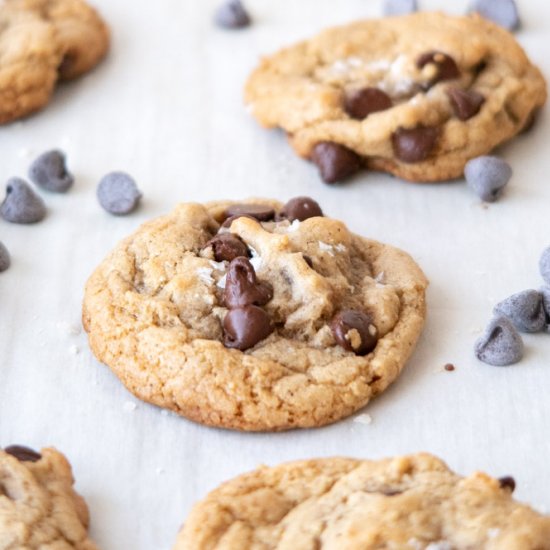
331,310 -> 378,355
278,196 -> 323,222
311,142 -> 362,184
464,156 -> 512,202
446,87 -> 485,121
223,305 -> 273,350
498,476 -> 516,492
97,172 -> 142,215
223,204 -> 275,223
344,87 -> 392,120
224,257 -> 273,309
417,51 -> 460,84
0,241 -> 10,272
4,445 -> 41,462
28,150 -> 74,193
493,290 -> 545,333
474,316 -> 524,366
204,233 -> 249,262
392,126 -> 439,163
1,178 -> 46,224
214,0 -> 251,29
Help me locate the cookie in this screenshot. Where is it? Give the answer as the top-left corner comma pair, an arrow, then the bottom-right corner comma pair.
173,453 -> 550,549
0,0 -> 109,124
0,445 -> 98,549
82,198 -> 427,431
245,12 -> 547,183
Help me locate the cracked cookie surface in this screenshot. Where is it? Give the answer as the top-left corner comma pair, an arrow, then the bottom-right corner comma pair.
173,453 -> 550,550
245,12 -> 547,183
0,0 -> 109,123
83,198 -> 427,431
0,446 -> 97,549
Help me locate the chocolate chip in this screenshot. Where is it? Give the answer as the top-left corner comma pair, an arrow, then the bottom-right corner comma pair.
303,255 -> 313,268
1,178 -> 46,224
222,213 -> 259,228
224,257 -> 273,309
97,172 -> 142,215
444,363 -> 455,371
223,204 -> 275,223
223,305 -> 273,350
311,142 -> 362,184
28,150 -> 74,193
417,51 -> 460,84
4,445 -> 41,462
278,196 -> 323,222
204,233 -> 249,262
214,0 -> 251,29
344,88 -> 392,120
464,156 -> 512,202
498,476 -> 516,492
330,310 -> 378,355
493,290 -> 545,333
0,241 -> 10,272
391,126 -> 439,163
474,316 -> 524,366
446,87 -> 485,121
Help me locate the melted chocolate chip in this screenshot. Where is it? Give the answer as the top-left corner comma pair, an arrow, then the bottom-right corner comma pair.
223,305 -> 273,350
278,196 -> 323,222
330,310 -> 378,355
311,142 -> 362,184
344,87 -> 393,120
446,87 -> 485,121
204,233 -> 249,262
417,51 -> 460,85
498,476 -> 516,492
224,257 -> 273,309
4,445 -> 41,462
221,213 -> 258,228
391,126 -> 439,163
223,204 -> 275,223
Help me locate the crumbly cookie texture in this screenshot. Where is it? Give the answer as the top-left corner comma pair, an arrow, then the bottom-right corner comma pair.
174,453 -> 550,550
245,12 -> 547,183
0,446 -> 98,549
83,198 -> 427,431
0,0 -> 109,123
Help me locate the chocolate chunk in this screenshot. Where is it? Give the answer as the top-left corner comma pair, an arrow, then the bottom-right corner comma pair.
4,445 -> 41,462
204,233 -> 249,262
222,213 -> 258,228
223,204 -> 275,223
498,476 -> 516,492
223,305 -> 273,350
344,87 -> 392,120
311,142 -> 362,184
330,310 -> 378,355
474,316 -> 524,366
278,196 -> 323,222
1,178 -> 46,224
224,257 -> 273,309
417,51 -> 460,84
214,0 -> 251,29
446,87 -> 485,121
29,150 -> 74,193
391,126 -> 439,163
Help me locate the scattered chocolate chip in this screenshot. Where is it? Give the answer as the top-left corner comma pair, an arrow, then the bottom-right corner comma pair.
540,247 -> 550,286
464,156 -> 512,202
391,126 -> 439,163
498,476 -> 516,492
311,142 -> 362,184
344,87 -> 392,120
446,87 -> 485,121
383,0 -> 417,16
222,213 -> 258,228
214,0 -> 251,29
303,255 -> 313,268
97,172 -> 142,215
417,51 -> 460,84
444,363 -> 455,371
469,0 -> 520,31
0,241 -> 10,272
4,445 -> 41,462
278,196 -> 323,222
204,233 -> 249,262
223,204 -> 275,223
223,305 -> 273,350
28,150 -> 74,193
0,178 -> 46,224
474,316 -> 524,366
494,290 -> 546,333
330,310 -> 378,355
224,257 -> 273,309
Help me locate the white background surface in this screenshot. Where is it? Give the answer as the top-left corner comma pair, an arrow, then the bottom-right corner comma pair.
1,0 -> 549,547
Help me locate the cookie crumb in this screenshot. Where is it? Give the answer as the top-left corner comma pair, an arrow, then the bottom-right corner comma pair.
444,363 -> 455,371
353,413 -> 373,425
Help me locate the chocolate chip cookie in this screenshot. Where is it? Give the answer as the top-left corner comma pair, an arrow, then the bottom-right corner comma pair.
173,453 -> 550,549
0,0 -> 109,124
245,12 -> 546,183
0,445 -> 98,549
83,197 -> 427,431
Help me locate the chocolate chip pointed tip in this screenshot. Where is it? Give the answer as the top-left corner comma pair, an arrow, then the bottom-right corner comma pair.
446,87 -> 485,121
223,256 -> 273,309
498,476 -> 516,492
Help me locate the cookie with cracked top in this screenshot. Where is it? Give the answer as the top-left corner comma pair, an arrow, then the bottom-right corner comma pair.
173,453 -> 550,549
0,446 -> 98,549
82,197 -> 427,431
245,12 -> 546,183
